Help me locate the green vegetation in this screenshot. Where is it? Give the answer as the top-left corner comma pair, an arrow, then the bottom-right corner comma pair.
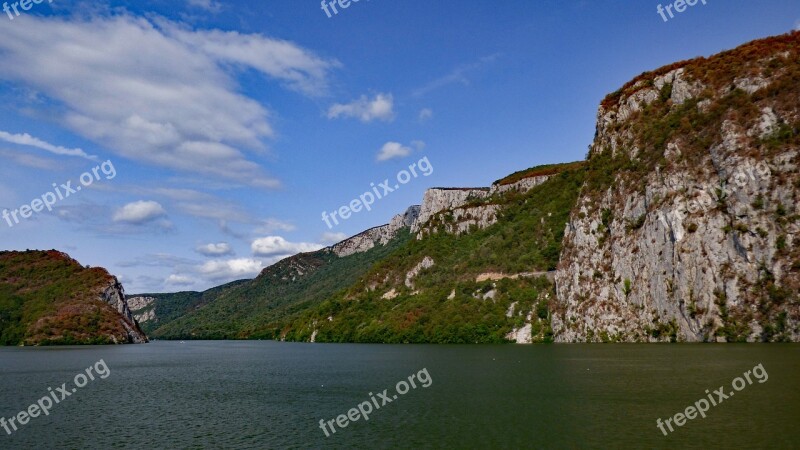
144,163 -> 584,343
149,233 -> 412,339
0,250 -> 135,345
130,279 -> 248,334
274,166 -> 585,343
282,275 -> 555,344
493,161 -> 585,186
58,32 -> 800,345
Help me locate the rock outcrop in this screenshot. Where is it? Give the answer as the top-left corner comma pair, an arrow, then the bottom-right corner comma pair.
100,278 -> 148,343
411,175 -> 552,237
127,296 -> 157,323
405,256 -> 435,289
554,33 -> 800,342
331,206 -> 420,257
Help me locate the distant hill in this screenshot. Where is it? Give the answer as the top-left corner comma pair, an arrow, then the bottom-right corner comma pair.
126,279 -> 249,335
0,250 -> 147,345
131,229 -> 413,340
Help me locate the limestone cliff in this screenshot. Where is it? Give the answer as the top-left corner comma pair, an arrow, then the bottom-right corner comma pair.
554,32 -> 800,342
411,175 -> 552,237
127,296 -> 157,323
331,206 -> 420,257
100,277 -> 148,343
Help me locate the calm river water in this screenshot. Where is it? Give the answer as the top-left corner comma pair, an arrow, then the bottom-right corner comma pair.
0,341 -> 798,449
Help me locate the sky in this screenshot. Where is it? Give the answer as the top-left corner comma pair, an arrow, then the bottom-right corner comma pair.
0,0 -> 797,293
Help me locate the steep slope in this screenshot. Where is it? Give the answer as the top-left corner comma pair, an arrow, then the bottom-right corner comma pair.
127,279 -> 249,334
554,31 -> 800,342
278,163 -> 584,343
145,208 -> 418,339
0,250 -> 147,345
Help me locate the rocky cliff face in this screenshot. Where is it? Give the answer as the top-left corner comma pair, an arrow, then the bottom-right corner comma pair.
127,296 -> 157,323
330,175 -> 553,256
100,278 -> 148,343
331,206 -> 420,257
554,32 -> 800,342
411,175 -> 551,237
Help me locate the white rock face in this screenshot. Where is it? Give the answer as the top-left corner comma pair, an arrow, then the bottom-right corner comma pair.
127,296 -> 154,311
734,76 -> 769,94
554,60 -> 800,343
505,323 -> 532,344
136,309 -> 156,323
100,278 -> 148,343
748,107 -> 779,139
127,296 -> 157,323
412,175 -> 551,237
412,188 -> 490,232
505,301 -> 518,318
405,256 -> 435,289
330,173 -> 551,258
331,205 -> 420,257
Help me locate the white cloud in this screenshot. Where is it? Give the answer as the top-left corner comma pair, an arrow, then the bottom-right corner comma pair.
0,130 -> 96,160
164,22 -> 339,96
327,93 -> 394,122
320,231 -> 347,244
418,108 -> 433,121
251,236 -> 323,257
166,274 -> 195,286
195,242 -> 233,256
376,142 -> 412,161
0,14 -> 338,188
113,201 -> 167,224
198,258 -> 264,281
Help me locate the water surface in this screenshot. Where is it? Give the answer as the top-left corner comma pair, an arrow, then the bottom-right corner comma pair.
0,342 -> 798,449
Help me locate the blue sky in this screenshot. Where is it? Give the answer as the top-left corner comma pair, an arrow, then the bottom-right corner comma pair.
0,0 -> 797,293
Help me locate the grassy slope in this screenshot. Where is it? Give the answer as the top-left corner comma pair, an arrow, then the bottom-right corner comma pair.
0,250 -> 132,345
